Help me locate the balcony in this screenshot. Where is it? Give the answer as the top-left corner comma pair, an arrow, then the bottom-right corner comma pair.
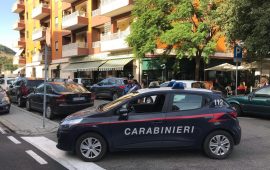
92,41 -> 100,48
62,0 -> 77,3
62,11 -> 88,30
62,42 -> 89,58
17,38 -> 26,48
32,52 -> 43,63
12,1 -> 25,13
100,29 -> 130,52
13,20 -> 25,31
92,8 -> 101,17
100,0 -> 133,17
32,27 -> 46,41
32,3 -> 50,20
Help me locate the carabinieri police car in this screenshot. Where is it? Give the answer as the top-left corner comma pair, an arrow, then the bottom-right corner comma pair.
57,83 -> 241,162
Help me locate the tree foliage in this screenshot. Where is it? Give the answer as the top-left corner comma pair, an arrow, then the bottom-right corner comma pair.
127,0 -> 224,80
218,0 -> 270,58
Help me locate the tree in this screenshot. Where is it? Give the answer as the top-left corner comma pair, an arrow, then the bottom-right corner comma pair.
127,0 -> 223,80
218,0 -> 270,58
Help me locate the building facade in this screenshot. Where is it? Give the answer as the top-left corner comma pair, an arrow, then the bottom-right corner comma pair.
13,0 -> 231,83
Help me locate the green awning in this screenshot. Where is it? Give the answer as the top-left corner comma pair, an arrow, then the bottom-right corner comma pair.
63,61 -> 105,72
142,59 -> 162,70
99,58 -> 133,71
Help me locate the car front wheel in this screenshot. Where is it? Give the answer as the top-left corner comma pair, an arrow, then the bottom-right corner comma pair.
203,130 -> 234,159
46,105 -> 54,120
76,133 -> 107,162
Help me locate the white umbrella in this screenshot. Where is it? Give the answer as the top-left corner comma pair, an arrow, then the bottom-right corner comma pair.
205,63 -> 236,71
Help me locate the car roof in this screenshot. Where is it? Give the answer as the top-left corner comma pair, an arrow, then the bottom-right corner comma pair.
137,87 -> 213,94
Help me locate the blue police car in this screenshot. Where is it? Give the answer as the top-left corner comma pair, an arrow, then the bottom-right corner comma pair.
57,83 -> 241,162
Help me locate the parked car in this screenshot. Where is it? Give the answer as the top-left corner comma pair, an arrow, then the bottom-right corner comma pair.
226,85 -> 270,117
26,82 -> 94,119
73,78 -> 93,91
160,80 -> 205,88
0,86 -> 10,114
90,77 -> 126,100
7,78 -> 44,107
0,77 -> 15,90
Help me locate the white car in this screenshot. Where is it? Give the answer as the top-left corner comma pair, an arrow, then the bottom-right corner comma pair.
160,80 -> 205,88
0,77 -> 16,90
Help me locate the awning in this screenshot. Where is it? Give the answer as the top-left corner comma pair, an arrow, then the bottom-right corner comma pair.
49,64 -> 60,70
205,63 -> 235,71
13,66 -> 26,74
99,58 -> 133,71
63,61 -> 105,72
15,49 -> 24,57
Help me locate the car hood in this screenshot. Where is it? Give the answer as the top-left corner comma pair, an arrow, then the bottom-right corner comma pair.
65,107 -> 98,120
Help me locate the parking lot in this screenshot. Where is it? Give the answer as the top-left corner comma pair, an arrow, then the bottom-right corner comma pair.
9,99 -> 270,170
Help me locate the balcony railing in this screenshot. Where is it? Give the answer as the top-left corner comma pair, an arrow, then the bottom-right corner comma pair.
100,29 -> 130,51
32,27 -> 46,41
32,3 -> 50,20
92,41 -> 100,48
92,8 -> 101,17
100,0 -> 133,17
62,11 -> 88,30
101,29 -> 130,41
62,0 -> 77,3
12,0 -> 25,13
62,42 -> 88,57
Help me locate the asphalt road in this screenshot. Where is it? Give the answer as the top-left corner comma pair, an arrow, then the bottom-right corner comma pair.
0,124 -> 66,170
7,100 -> 270,170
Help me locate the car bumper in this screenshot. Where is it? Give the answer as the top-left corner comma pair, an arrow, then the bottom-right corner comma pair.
53,101 -> 94,115
0,104 -> 10,113
56,128 -> 75,152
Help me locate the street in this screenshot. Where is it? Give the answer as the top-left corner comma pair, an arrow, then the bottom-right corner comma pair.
0,100 -> 270,170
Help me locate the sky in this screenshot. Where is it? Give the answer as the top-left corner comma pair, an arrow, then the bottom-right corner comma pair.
0,1 -> 19,52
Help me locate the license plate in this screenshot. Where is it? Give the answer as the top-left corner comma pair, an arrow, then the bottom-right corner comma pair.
73,97 -> 85,101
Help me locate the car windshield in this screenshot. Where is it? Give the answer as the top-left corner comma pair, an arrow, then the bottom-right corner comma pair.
52,83 -> 89,93
100,92 -> 140,112
25,80 -> 44,87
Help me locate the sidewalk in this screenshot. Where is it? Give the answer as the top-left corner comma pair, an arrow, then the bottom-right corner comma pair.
0,105 -> 59,135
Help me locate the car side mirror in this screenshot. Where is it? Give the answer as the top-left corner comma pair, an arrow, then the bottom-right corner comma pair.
118,108 -> 129,120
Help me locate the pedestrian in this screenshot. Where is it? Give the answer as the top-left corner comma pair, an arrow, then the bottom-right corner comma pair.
67,76 -> 73,83
123,79 -> 134,95
213,78 -> 225,92
128,79 -> 142,93
225,82 -> 233,96
258,76 -> 269,87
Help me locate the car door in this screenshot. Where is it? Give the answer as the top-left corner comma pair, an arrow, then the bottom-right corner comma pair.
35,84 -> 54,112
10,80 -> 22,102
94,79 -> 108,97
31,84 -> 44,111
110,93 -> 168,149
245,86 -> 270,114
164,92 -> 211,148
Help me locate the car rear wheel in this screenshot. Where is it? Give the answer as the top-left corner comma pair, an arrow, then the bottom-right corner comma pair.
231,103 -> 243,117
26,100 -> 31,111
203,130 -> 234,159
76,133 -> 107,162
46,105 -> 54,120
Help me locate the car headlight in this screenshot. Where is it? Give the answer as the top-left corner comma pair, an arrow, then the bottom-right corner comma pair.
60,118 -> 83,129
1,96 -> 10,105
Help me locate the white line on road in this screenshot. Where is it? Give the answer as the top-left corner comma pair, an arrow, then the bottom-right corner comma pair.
22,136 -> 105,170
26,150 -> 48,165
7,136 -> 21,144
0,127 -> 7,134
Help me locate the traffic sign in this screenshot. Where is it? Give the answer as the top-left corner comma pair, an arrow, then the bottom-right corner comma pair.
234,45 -> 242,62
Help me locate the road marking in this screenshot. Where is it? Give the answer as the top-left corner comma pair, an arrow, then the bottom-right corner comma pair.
0,127 -> 7,134
7,136 -> 21,144
22,137 -> 105,170
26,150 -> 48,165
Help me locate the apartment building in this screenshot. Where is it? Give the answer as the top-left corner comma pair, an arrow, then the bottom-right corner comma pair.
12,0 -> 137,81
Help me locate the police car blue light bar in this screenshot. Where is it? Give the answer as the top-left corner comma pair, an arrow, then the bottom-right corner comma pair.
172,82 -> 185,89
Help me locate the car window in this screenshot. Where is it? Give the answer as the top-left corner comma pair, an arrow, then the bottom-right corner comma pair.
116,79 -> 124,85
46,85 -> 53,94
122,94 -> 166,114
100,79 -> 108,85
52,83 -> 88,93
73,79 -> 78,83
27,80 -> 43,87
171,94 -> 203,111
0,79 -> 4,84
36,84 -> 44,93
255,87 -> 270,96
108,79 -> 116,85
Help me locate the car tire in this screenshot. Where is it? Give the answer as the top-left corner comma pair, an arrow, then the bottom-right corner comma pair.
203,130 -> 234,159
231,103 -> 243,117
112,93 -> 118,101
76,133 -> 107,162
26,100 -> 31,111
46,105 -> 54,120
17,96 -> 22,107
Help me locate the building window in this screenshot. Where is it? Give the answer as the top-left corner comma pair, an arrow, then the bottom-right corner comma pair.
55,41 -> 59,51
